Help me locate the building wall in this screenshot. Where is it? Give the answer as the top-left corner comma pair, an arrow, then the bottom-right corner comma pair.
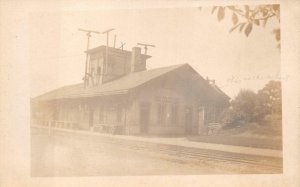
124,81 -> 200,135
87,50 -> 131,85
31,70 -> 228,135
87,47 -> 149,86
33,97 -> 129,132
122,97 -> 140,134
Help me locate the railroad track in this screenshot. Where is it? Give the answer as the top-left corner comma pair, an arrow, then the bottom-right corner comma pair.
96,137 -> 282,171
32,127 -> 283,172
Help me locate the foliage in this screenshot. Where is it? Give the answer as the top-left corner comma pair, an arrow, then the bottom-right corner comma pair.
231,89 -> 258,123
219,107 -> 238,127
211,5 -> 280,48
257,80 -> 282,115
221,80 -> 282,127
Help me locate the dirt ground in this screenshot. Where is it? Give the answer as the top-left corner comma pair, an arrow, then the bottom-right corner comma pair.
31,128 -> 282,177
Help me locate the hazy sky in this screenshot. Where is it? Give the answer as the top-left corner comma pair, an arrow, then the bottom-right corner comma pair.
29,6 -> 280,98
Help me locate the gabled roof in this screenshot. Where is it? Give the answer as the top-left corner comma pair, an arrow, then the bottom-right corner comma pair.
32,64 -> 186,102
32,63 -> 230,103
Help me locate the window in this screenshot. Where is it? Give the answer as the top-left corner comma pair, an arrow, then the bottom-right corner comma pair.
116,107 -> 122,122
99,108 -> 105,123
171,104 -> 178,124
89,58 -> 97,73
157,102 -> 167,124
53,109 -> 58,120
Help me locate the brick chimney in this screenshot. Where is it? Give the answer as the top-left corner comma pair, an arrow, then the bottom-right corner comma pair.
130,47 -> 144,73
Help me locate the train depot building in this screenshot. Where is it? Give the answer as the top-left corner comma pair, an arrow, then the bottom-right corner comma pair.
31,45 -> 230,135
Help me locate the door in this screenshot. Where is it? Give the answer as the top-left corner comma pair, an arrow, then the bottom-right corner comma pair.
198,107 -> 205,134
140,103 -> 150,134
185,106 -> 193,134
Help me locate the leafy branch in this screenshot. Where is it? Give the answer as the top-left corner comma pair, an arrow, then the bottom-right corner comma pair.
211,5 -> 280,48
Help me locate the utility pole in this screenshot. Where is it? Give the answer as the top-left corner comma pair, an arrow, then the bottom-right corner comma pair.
113,34 -> 117,48
102,28 -> 115,74
78,28 -> 100,88
137,43 -> 155,55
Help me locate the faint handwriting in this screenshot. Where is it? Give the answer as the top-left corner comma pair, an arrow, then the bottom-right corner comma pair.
227,74 -> 290,84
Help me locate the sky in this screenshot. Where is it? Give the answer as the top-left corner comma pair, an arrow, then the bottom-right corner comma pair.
28,6 -> 281,99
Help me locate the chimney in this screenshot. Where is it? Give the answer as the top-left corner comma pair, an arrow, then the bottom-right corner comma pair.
130,47 -> 142,73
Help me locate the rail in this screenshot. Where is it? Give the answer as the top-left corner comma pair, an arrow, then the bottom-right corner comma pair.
31,119 -> 78,129
31,119 -> 124,134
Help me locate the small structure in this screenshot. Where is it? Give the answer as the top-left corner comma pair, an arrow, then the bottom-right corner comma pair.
31,45 -> 230,135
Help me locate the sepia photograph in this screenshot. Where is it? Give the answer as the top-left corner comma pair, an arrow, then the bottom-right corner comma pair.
29,4 -> 283,176
1,0 -> 300,187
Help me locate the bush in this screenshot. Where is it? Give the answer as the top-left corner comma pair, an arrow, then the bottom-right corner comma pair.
220,107 -> 244,128
231,89 -> 258,123
220,81 -> 282,128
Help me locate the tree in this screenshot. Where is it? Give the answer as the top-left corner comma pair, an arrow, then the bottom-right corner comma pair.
210,5 -> 280,48
231,89 -> 258,123
257,80 -> 282,115
221,81 -> 282,128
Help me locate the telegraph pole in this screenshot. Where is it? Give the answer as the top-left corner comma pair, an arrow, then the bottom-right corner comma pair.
78,28 -> 100,88
113,34 -> 117,48
102,28 -> 115,73
137,43 -> 155,55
